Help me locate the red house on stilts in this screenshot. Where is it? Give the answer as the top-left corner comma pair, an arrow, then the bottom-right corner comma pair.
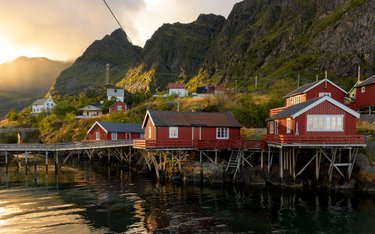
133,110 -> 246,149
267,78 -> 365,181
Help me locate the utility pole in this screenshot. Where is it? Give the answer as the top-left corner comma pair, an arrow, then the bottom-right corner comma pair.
105,63 -> 110,86
255,76 -> 258,89
357,65 -> 361,83
297,74 -> 300,88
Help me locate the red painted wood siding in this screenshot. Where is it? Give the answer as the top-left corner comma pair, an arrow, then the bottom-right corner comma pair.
144,118 -> 157,140
305,81 -> 346,103
295,101 -> 356,136
109,102 -> 127,113
267,101 -> 357,137
354,83 -> 375,108
87,124 -> 142,141
87,124 -> 108,141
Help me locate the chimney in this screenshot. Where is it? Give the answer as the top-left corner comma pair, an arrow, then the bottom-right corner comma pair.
324,71 -> 328,88
357,65 -> 361,83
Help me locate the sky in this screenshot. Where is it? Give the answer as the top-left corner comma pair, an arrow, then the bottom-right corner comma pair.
0,0 -> 241,63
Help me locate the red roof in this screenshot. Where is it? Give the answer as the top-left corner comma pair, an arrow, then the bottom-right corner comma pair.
143,110 -> 242,128
168,82 -> 186,89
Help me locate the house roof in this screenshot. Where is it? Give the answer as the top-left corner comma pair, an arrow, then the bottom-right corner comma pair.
32,98 -> 54,106
267,96 -> 360,121
142,110 -> 242,128
88,121 -> 143,134
354,75 -> 375,87
283,79 -> 347,98
79,104 -> 103,111
168,82 -> 185,89
107,88 -> 124,97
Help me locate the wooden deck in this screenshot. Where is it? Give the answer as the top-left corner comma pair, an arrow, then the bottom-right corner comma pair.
266,134 -> 366,147
133,139 -> 266,150
0,140 -> 133,152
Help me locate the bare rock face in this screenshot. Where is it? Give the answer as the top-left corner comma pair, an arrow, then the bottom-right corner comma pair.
50,0 -> 375,96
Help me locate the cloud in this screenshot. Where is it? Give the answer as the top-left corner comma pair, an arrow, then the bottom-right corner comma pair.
0,0 -> 241,61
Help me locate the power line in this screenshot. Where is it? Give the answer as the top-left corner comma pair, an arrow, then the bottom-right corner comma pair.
102,0 -> 151,70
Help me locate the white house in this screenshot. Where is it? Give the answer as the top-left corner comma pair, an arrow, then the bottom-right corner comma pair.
168,82 -> 188,97
107,88 -> 124,102
31,97 -> 56,114
77,104 -> 103,119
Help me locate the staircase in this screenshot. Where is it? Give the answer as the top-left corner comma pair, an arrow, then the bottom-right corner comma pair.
226,148 -> 243,182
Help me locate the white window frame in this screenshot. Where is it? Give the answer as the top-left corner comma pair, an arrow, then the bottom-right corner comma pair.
269,121 -> 274,134
319,92 -> 331,97
286,118 -> 291,134
169,127 -> 179,138
361,86 -> 366,93
111,132 -> 118,141
216,128 -> 229,139
95,132 -> 100,140
117,105 -> 123,111
294,96 -> 301,104
307,115 -> 344,132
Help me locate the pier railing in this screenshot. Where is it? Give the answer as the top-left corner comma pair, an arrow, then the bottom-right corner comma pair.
0,140 -> 133,152
266,134 -> 365,145
133,139 -> 266,150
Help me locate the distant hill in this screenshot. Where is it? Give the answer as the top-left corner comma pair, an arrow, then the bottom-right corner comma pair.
50,29 -> 141,96
0,57 -> 71,118
50,0 -> 375,96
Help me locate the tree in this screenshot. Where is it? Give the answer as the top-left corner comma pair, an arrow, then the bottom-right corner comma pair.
5,108 -> 18,121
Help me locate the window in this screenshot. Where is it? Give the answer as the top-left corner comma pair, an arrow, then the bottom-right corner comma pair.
269,121 -> 274,134
361,86 -> 366,93
307,115 -> 344,132
111,133 -> 118,141
117,105 -> 123,111
319,92 -> 331,97
216,128 -> 229,139
95,132 -> 100,140
169,127 -> 178,138
294,96 -> 301,104
286,118 -> 291,134
148,126 -> 152,139
290,97 -> 294,104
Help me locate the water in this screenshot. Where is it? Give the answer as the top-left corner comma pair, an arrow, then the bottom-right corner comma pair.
0,160 -> 375,233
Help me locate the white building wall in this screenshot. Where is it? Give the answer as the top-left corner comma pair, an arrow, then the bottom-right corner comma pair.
168,88 -> 188,97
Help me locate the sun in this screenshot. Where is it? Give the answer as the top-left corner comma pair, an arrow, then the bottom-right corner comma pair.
0,37 -> 40,64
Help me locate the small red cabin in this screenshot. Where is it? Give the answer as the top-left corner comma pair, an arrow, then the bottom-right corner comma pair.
266,96 -> 364,146
349,75 -> 375,111
134,110 -> 242,149
283,78 -> 347,107
109,101 -> 128,114
86,121 -> 144,141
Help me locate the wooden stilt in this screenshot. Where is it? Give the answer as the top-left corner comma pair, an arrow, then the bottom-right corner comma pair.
347,148 -> 352,178
5,151 -> 8,172
268,147 -> 271,173
261,150 -> 264,170
215,151 -> 218,165
292,148 -> 296,180
315,149 -> 321,181
55,152 -> 59,174
279,148 -> 283,180
45,151 -> 49,173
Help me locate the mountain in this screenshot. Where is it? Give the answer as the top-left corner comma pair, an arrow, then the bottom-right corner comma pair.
0,57 -> 71,118
50,29 -> 141,96
51,0 -> 375,96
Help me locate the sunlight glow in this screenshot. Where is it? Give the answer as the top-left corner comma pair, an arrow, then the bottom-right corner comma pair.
0,37 -> 41,63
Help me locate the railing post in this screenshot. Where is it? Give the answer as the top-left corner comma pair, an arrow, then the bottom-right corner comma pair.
45,151 -> 49,173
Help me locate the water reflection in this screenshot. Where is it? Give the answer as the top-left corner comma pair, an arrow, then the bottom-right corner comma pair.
0,159 -> 375,233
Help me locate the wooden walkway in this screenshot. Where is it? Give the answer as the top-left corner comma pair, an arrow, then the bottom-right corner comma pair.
0,140 -> 133,152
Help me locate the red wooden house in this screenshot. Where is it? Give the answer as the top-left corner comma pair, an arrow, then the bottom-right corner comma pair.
109,101 -> 128,114
349,75 -> 375,113
86,121 -> 144,141
133,110 -> 243,149
266,96 -> 364,146
283,78 -> 347,107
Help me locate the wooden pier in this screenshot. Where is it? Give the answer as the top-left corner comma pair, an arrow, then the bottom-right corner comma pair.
0,140 -> 134,173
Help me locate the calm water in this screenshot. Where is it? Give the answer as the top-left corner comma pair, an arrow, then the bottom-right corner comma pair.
0,159 -> 375,233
